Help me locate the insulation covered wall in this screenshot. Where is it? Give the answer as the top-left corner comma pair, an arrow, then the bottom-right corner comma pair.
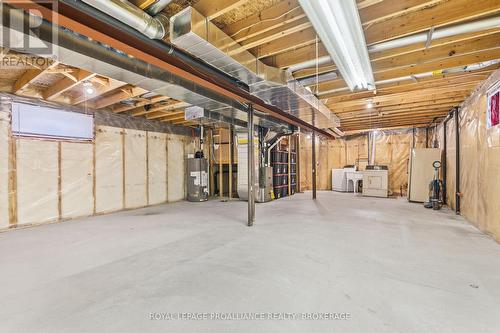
0,96 -> 193,230
0,125 -> 190,228
16,139 -> 59,225
147,132 -> 167,205
0,109 -> 9,228
61,142 -> 94,219
447,69 -> 500,242
167,134 -> 186,202
299,128 -> 426,194
124,129 -> 147,209
95,126 -> 124,214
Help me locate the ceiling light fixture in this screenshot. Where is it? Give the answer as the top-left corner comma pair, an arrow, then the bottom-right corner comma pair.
83,81 -> 95,95
299,0 -> 375,92
367,101 -> 373,109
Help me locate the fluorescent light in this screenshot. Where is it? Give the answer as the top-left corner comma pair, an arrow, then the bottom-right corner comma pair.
299,0 -> 375,91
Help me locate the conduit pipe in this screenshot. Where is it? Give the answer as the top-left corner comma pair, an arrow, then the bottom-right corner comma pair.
81,0 -> 169,39
290,16 -> 500,73
318,60 -> 500,96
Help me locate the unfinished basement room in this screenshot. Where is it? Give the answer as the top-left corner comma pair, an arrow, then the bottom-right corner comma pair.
0,0 -> 500,332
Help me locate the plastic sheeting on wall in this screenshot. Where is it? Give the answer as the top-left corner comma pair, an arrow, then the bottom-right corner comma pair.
16,139 -> 59,225
167,134 -> 186,202
61,142 -> 94,219
0,94 -> 196,229
95,126 -> 124,214
147,132 -> 167,205
457,69 -> 500,241
124,129 -> 147,209
445,116 -> 456,211
0,109 -> 9,228
299,128 -> 427,194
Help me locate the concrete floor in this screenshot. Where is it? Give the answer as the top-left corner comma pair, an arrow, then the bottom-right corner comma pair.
1,192 -> 500,333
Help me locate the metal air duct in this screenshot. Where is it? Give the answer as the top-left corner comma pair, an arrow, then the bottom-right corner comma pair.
81,0 -> 168,39
0,3 -> 290,133
170,7 -> 340,129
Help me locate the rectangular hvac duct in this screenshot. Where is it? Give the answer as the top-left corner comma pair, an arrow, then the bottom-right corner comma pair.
170,7 -> 340,129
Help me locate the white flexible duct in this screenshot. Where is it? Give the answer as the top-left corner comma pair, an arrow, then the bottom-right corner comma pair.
81,0 -> 168,39
290,16 -> 500,73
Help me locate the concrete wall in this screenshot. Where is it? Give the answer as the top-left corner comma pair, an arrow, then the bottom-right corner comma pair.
0,105 -> 198,229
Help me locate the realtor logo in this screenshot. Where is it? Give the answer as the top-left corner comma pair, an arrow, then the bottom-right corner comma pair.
0,0 -> 58,58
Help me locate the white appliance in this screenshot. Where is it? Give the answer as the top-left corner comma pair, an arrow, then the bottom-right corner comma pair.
332,167 -> 356,192
408,148 -> 441,202
362,170 -> 388,198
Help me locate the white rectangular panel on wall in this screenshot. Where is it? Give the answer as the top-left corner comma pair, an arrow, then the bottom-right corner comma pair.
95,126 -> 123,214
167,135 -> 185,202
147,132 -> 167,205
124,129 -> 147,209
0,112 -> 9,228
12,102 -> 93,140
61,142 -> 93,219
17,139 -> 58,225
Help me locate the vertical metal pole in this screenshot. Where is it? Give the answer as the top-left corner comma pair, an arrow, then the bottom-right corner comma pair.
247,105 -> 255,226
442,120 -> 447,205
312,132 -> 317,199
229,125 -> 233,199
296,134 -> 301,193
454,107 -> 460,215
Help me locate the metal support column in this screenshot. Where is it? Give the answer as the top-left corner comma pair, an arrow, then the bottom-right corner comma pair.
312,131 -> 317,200
247,105 -> 255,226
454,107 -> 461,215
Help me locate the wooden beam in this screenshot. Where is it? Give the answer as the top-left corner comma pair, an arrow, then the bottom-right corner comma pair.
89,86 -> 148,109
131,0 -> 157,9
159,114 -> 186,123
240,17 -> 311,50
357,0 -> 384,10
293,30 -> 500,79
194,0 -> 249,20
360,0 -> 444,25
225,0 -> 305,43
318,48 -> 500,93
112,95 -> 171,113
251,27 -> 317,59
12,61 -> 58,93
328,85 -> 476,111
72,78 -> 127,105
344,124 -> 429,135
364,0 -> 500,45
263,5 -> 499,72
322,68 -> 494,101
340,109 -> 451,122
43,69 -> 95,100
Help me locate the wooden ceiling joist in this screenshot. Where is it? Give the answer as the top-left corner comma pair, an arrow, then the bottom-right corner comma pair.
12,61 -> 58,94
43,69 -> 95,100
364,0 -> 500,45
226,0 -> 305,43
194,0 -> 249,20
111,95 -> 171,113
88,86 -> 148,109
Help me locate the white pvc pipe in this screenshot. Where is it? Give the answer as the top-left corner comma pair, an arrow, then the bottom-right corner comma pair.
318,60 -> 500,97
290,16 -> 500,73
368,16 -> 500,53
